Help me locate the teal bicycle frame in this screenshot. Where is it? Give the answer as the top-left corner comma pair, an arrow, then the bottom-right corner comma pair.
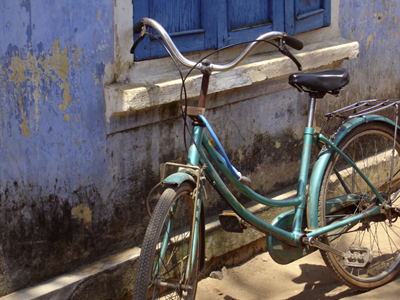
162,115 -> 397,268
187,122 -> 380,246
161,71 -> 398,272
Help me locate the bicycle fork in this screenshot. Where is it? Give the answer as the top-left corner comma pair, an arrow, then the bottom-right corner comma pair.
152,63 -> 211,293
151,179 -> 203,294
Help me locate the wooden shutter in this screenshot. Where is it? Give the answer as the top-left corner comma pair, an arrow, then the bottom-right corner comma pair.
217,0 -> 285,48
133,0 -> 217,60
285,0 -> 331,35
132,0 -> 331,60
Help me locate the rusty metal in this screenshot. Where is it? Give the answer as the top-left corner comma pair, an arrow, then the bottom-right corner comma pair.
163,162 -> 206,206
185,106 -> 205,116
197,59 -> 211,109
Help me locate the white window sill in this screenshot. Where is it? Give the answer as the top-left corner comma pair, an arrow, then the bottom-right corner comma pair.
104,37 -> 359,134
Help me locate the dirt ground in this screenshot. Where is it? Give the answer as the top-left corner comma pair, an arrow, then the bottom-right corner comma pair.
195,250 -> 400,300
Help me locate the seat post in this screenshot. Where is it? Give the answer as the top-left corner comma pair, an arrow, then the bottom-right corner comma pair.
306,92 -> 317,128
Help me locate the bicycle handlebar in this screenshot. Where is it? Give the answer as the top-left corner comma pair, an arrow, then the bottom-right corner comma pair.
131,18 -> 303,72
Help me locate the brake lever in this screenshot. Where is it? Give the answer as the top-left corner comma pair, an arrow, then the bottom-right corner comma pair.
130,22 -> 148,54
278,40 -> 302,71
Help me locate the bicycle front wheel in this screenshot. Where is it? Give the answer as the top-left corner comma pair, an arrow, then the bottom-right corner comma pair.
133,183 -> 204,300
318,122 -> 400,291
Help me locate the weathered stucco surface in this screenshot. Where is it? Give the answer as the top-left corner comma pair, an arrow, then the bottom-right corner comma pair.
0,0 -> 400,297
339,1 -> 400,102
0,0 -> 115,295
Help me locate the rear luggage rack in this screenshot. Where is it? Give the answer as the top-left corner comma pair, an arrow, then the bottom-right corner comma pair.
326,99 -> 400,119
322,99 -> 400,139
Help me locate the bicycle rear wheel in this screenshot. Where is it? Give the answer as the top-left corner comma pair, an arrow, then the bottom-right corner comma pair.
133,182 -> 204,300
318,122 -> 400,291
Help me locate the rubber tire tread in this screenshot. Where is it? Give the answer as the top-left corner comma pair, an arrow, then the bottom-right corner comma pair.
133,183 -> 199,300
318,121 -> 400,291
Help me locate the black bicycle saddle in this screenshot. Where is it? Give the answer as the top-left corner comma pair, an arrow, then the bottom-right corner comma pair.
289,68 -> 350,94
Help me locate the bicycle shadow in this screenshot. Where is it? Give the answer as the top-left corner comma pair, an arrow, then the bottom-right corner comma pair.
217,262 -> 362,300
283,263 -> 360,300
200,251 -> 400,300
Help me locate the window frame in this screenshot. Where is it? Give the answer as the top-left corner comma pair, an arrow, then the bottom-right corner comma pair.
133,0 -> 331,61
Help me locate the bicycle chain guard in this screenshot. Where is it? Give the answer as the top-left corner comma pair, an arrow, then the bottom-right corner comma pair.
266,210 -> 316,264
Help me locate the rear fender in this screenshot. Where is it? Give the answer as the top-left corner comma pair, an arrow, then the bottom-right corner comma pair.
307,115 -> 397,230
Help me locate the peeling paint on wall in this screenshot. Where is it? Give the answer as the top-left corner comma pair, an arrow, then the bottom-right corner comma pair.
238,148 -> 243,161
366,34 -> 375,51
72,204 -> 92,229
0,39 -> 83,136
64,113 -> 71,122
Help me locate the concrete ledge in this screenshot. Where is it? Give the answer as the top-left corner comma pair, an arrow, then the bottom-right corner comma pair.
0,186 -> 297,300
104,38 -> 359,134
0,248 -> 140,300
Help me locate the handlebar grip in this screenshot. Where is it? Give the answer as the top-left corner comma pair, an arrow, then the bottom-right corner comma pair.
284,35 -> 304,51
134,20 -> 144,33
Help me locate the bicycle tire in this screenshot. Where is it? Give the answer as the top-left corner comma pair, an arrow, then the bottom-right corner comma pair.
318,122 -> 400,290
133,182 -> 204,300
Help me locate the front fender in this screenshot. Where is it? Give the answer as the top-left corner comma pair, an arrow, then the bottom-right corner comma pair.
163,172 -> 196,187
307,115 -> 397,230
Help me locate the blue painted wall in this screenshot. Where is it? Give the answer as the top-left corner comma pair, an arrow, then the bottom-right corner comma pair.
0,0 -> 114,294
0,1 -> 112,189
339,1 -> 400,101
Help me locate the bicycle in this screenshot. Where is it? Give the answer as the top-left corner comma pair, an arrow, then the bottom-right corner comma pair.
131,18 -> 400,299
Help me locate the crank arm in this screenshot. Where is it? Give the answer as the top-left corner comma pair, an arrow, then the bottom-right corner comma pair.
156,280 -> 193,291
302,237 -> 345,259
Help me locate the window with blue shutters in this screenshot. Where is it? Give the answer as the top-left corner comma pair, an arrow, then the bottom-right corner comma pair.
285,0 -> 331,35
133,0 -> 217,60
133,0 -> 331,61
219,0 -> 284,47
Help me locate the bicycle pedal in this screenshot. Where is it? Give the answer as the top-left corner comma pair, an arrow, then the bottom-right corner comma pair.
344,246 -> 373,268
219,211 -> 247,233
